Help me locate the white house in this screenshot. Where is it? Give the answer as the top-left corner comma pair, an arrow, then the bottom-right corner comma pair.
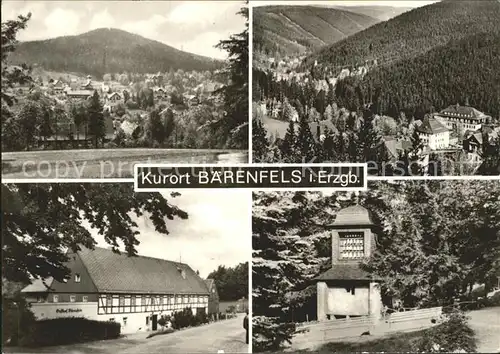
415,115 -> 450,150
21,247 -> 210,335
434,104 -> 490,135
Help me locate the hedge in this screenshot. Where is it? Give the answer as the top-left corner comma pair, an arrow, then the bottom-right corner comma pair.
19,317 -> 121,347
171,308 -> 209,330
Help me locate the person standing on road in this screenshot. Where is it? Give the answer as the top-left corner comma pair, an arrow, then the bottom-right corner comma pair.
243,309 -> 249,344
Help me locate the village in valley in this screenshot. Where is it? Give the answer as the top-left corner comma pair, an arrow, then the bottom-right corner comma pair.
6,66 -> 225,150
253,50 -> 500,175
1,0 -> 249,178
252,1 -> 500,175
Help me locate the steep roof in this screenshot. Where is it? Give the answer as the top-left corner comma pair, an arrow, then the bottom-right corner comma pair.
21,277 -> 54,293
107,92 -> 122,99
438,104 -> 490,120
315,264 -> 375,281
383,138 -> 412,159
23,247 -> 209,295
416,115 -> 449,135
331,205 -> 374,227
80,247 -> 209,295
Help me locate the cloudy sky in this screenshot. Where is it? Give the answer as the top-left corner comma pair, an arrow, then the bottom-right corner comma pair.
88,189 -> 251,279
252,0 -> 439,7
1,1 -> 246,59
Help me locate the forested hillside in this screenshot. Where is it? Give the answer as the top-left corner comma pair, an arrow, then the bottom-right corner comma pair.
9,28 -> 222,77
334,32 -> 500,119
333,5 -> 413,22
304,0 -> 500,68
253,5 -> 378,56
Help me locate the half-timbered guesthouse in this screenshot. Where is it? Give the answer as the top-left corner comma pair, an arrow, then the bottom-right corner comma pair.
21,247 -> 210,334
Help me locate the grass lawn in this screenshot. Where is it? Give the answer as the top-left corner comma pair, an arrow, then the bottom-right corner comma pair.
304,329 -> 429,353
1,148 -> 248,178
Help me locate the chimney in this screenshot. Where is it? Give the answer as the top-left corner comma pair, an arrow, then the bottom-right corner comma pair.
316,125 -> 321,140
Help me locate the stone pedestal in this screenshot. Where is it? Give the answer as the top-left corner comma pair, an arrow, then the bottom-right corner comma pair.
317,282 -> 328,322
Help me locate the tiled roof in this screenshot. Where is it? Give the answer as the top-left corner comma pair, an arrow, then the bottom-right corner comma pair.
438,104 -> 489,120
107,92 -> 122,99
331,205 -> 374,227
120,120 -> 139,136
21,277 -> 53,293
77,247 -> 209,295
416,116 -> 449,135
383,138 -> 410,159
315,264 -> 374,281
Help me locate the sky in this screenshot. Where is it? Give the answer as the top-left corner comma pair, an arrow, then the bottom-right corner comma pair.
1,1 -> 246,60
251,0 -> 439,7
86,189 -> 251,279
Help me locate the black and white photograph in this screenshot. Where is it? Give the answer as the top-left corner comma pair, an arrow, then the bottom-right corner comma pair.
1,0 -> 249,179
2,184 -> 250,353
252,181 -> 500,353
252,0 -> 500,176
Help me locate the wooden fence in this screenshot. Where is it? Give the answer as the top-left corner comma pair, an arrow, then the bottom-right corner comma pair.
291,306 -> 443,350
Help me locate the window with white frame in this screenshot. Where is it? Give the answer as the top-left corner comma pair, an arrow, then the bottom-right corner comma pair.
75,274 -> 81,283
53,295 -> 59,303
70,295 -> 76,302
83,296 -> 88,302
339,232 -> 365,260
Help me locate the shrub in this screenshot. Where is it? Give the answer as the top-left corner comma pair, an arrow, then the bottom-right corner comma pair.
2,297 -> 36,346
172,308 -> 196,330
486,290 -> 500,306
126,100 -> 139,109
413,310 -> 477,353
158,315 -> 172,329
194,311 -> 209,326
19,318 -> 121,347
252,315 -> 297,352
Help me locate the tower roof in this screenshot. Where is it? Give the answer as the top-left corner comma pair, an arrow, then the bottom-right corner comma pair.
330,205 -> 374,228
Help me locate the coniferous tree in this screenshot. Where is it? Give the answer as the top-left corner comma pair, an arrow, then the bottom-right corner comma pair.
280,120 -> 297,162
252,118 -> 270,162
427,153 -> 444,176
214,2 -> 249,149
346,131 -> 358,162
295,115 -> 317,163
336,132 -> 347,162
476,135 -> 500,175
321,128 -> 336,162
87,91 -> 105,148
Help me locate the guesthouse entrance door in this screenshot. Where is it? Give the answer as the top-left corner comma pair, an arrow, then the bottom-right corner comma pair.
152,314 -> 158,330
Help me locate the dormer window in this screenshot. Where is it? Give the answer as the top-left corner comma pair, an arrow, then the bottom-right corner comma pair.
75,274 -> 81,283
339,232 -> 365,260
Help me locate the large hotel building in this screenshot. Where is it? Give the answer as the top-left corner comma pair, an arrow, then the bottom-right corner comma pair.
21,247 -> 211,334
